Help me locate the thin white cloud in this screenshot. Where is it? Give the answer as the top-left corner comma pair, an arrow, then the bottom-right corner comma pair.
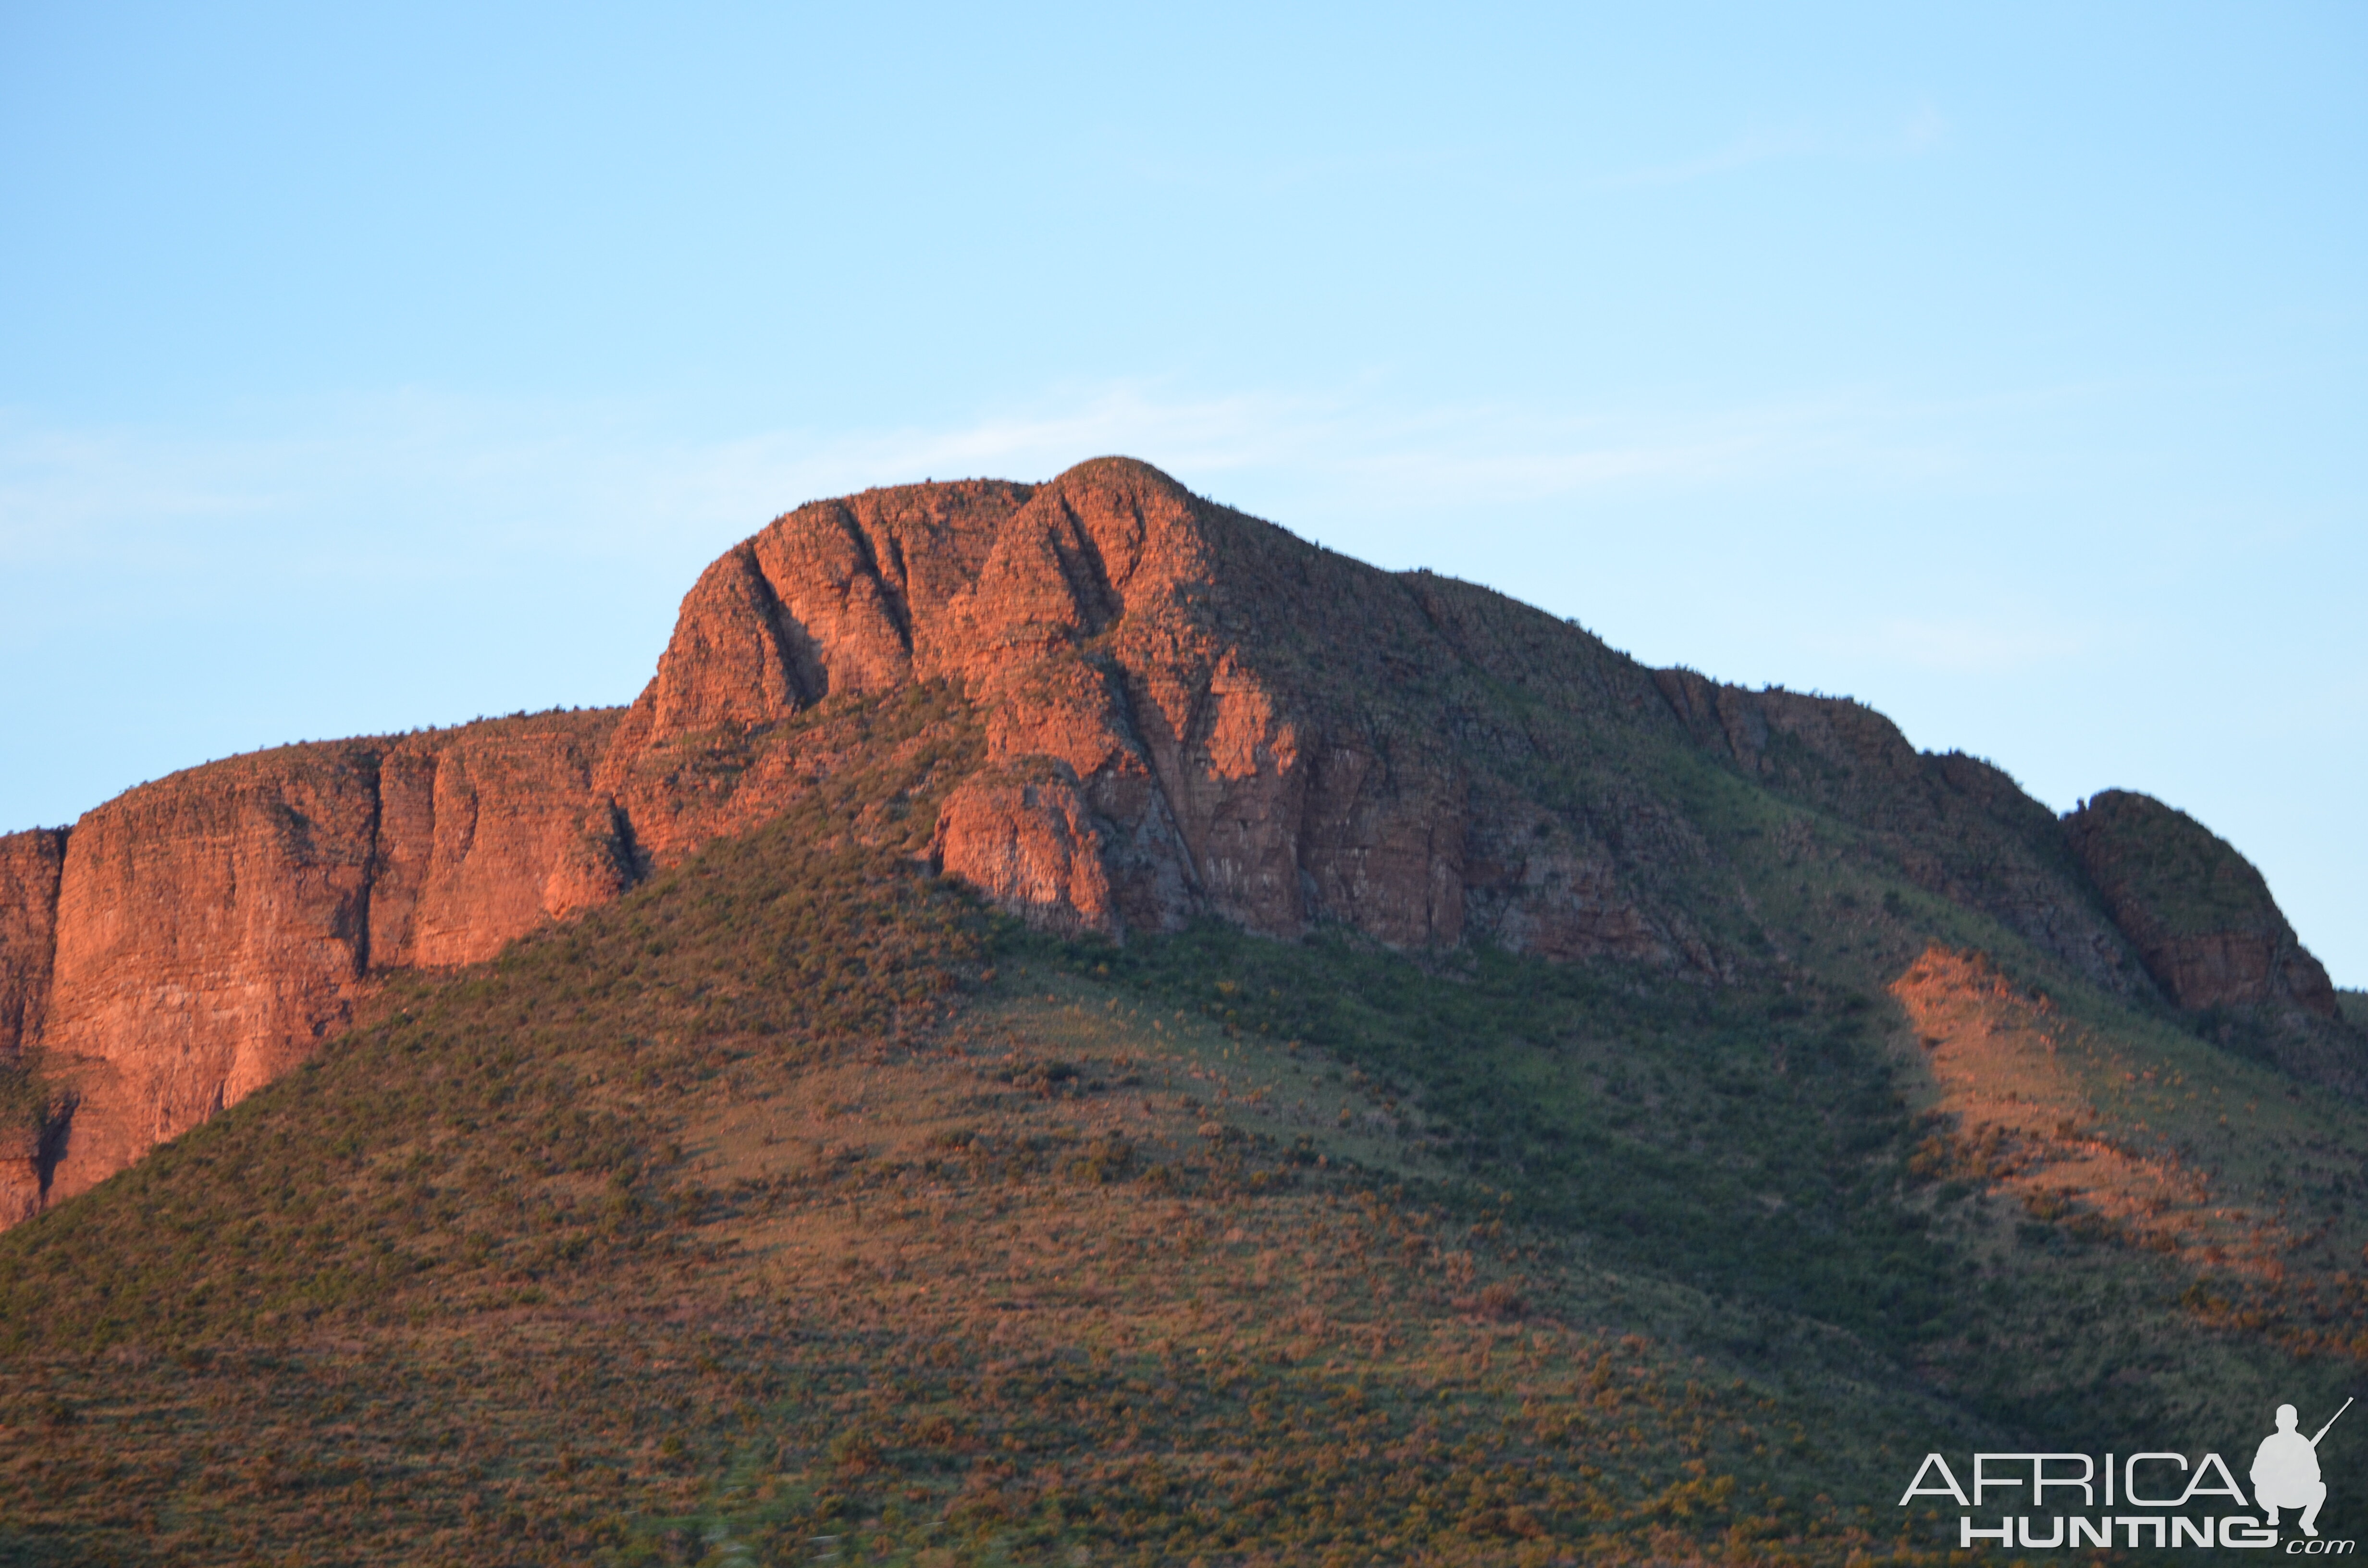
1593,104 -> 1949,191
1592,126 -> 1832,191
1902,100 -> 1949,153
672,381 -> 1975,519
0,374 -> 1997,584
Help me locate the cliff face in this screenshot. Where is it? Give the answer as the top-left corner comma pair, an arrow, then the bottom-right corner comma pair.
605,460 -> 2349,1086
40,741 -> 383,1201
0,829 -> 65,1064
1653,672 -> 2155,999
0,829 -> 68,1225
16,712 -> 623,1211
593,461 -> 1684,958
2063,789 -> 2338,1017
4,457 -> 2354,1225
2061,790 -> 2358,1090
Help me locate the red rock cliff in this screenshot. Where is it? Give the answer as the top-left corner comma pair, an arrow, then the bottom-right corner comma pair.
0,829 -> 65,1065
14,712 -> 623,1214
3,459 -> 1709,1227
593,459 -> 1680,959
0,829 -> 68,1224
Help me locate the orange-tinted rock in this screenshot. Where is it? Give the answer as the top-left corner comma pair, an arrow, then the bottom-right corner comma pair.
0,828 -> 65,1062
933,761 -> 1117,939
368,714 -> 627,968
644,544 -> 816,738
18,455 -> 2359,1228
598,459 -> 1647,955
21,711 -> 624,1213
40,741 -> 385,1201
592,481 -> 1036,866
0,828 -> 67,1224
0,1131 -> 41,1227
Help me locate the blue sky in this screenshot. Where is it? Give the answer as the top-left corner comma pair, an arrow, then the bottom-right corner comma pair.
4,3 -> 2362,982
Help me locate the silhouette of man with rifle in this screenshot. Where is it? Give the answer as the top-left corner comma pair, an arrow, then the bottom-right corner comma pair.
2255,1398 -> 2350,1537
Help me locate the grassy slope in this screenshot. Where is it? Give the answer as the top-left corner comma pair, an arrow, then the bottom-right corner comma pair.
2,683 -> 2365,1565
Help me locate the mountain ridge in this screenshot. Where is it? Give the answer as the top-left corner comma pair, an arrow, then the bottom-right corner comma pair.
1,456 -> 2355,1223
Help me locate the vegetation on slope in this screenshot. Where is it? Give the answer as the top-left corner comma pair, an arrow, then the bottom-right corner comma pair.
1013,926 -> 1949,1351
1019,919 -> 2368,1461
2,684 -> 2365,1565
2064,789 -> 2287,943
0,687 -> 1956,1568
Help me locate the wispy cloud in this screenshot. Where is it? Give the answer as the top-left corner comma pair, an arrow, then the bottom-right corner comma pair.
1593,102 -> 1949,191
677,381 -> 1977,519
1592,125 -> 1832,191
0,378 -> 1988,593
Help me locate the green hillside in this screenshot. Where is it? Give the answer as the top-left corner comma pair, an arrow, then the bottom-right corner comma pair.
3,684 -> 2365,1566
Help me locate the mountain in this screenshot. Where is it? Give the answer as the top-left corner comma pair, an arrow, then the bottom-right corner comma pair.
1,457 -> 2362,1564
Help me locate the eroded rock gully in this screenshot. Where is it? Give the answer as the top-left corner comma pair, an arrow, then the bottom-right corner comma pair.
0,457 -> 2351,1221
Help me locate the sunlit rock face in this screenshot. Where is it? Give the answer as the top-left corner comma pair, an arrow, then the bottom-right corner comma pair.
593,458 -> 1570,952
8,714 -> 624,1211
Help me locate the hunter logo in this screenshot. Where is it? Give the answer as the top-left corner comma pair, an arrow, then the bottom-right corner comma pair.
1899,1398 -> 2354,1552
2256,1399 -> 2348,1537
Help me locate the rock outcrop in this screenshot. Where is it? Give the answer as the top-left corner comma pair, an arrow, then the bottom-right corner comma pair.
4,457 -> 2355,1225
2064,789 -> 2340,1019
2061,789 -> 2359,1091
1654,671 -> 2153,998
592,460 -> 1680,957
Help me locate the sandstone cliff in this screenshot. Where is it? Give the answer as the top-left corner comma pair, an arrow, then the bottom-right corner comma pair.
14,712 -> 623,1213
5,456 -> 2355,1226
0,828 -> 67,1224
593,461 -> 1679,960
